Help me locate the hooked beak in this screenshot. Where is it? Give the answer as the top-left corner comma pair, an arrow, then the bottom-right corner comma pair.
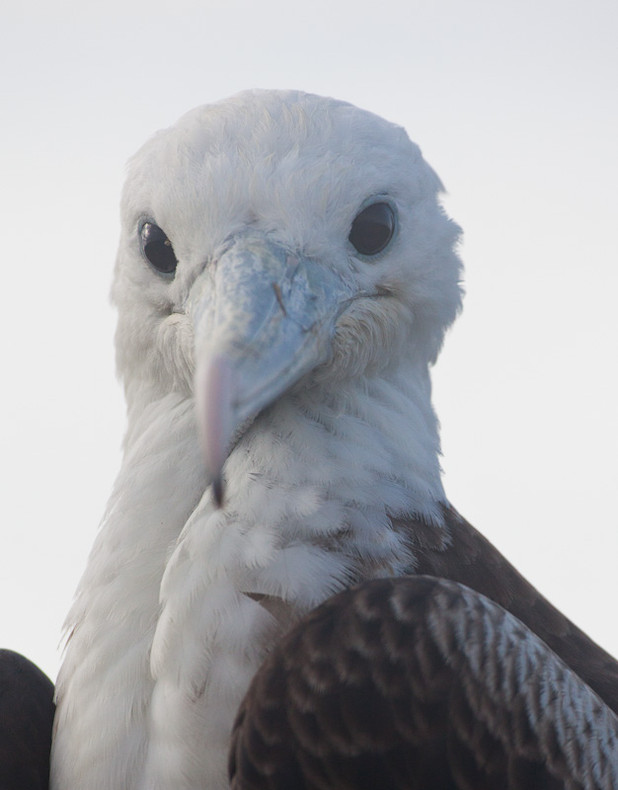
190,234 -> 353,506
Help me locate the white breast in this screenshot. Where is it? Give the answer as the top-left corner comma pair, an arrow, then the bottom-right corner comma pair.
52,369 -> 445,790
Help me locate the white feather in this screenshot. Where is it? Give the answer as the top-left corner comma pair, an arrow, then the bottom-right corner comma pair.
51,89 -> 462,790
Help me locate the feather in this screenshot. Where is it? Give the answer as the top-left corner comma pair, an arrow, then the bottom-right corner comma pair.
230,576 -> 618,790
47,90 -> 617,790
0,650 -> 54,790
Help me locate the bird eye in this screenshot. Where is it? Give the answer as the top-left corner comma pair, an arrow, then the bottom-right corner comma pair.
139,222 -> 178,275
349,202 -> 396,256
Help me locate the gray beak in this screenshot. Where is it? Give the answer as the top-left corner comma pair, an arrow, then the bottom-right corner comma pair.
190,234 -> 353,505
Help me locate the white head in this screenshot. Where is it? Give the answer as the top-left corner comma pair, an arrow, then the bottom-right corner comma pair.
112,90 -> 463,494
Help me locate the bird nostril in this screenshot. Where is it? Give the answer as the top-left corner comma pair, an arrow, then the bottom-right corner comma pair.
272,282 -> 287,316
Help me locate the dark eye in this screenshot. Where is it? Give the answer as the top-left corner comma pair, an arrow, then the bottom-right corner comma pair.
349,202 -> 396,256
140,222 -> 178,275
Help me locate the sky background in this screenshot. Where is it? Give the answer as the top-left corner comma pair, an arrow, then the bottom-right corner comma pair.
2,0 -> 617,680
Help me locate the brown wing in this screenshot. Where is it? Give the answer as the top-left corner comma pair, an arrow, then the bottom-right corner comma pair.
0,650 -> 55,790
229,576 -> 618,790
399,505 -> 618,714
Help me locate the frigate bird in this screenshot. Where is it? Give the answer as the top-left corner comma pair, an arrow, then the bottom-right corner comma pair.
50,90 -> 617,790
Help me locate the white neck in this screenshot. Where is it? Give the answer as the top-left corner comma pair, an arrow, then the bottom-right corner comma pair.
52,360 -> 446,790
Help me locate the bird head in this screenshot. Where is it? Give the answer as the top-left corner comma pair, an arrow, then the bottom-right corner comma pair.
112,90 -> 462,502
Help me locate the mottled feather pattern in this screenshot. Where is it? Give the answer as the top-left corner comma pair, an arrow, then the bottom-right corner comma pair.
230,576 -> 618,790
408,507 -> 618,714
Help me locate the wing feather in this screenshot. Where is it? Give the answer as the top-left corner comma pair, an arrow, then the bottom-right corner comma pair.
402,507 -> 618,714
0,650 -> 55,790
230,575 -> 618,789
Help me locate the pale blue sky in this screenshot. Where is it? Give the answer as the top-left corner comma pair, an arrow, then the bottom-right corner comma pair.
2,0 -> 617,678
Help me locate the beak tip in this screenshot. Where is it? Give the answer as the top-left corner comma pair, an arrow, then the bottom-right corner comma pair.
196,352 -> 234,510
212,476 -> 225,508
